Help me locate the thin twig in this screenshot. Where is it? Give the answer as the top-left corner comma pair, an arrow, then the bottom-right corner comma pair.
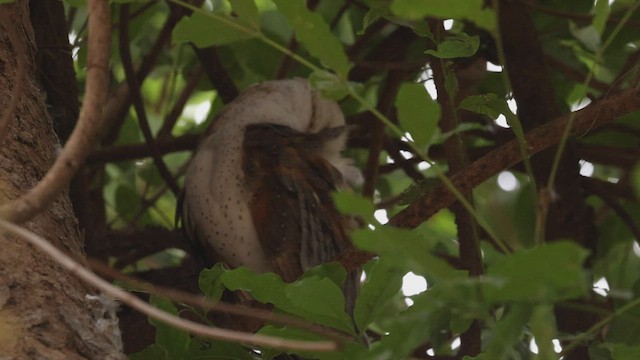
157,66 -> 205,139
119,5 -> 181,197
0,0 -> 110,223
0,219 -> 338,352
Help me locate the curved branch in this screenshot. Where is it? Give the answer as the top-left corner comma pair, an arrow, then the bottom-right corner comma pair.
87,134 -> 198,164
0,219 -> 339,353
390,87 -> 640,229
0,0 -> 110,223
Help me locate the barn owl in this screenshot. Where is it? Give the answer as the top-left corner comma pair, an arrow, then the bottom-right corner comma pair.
181,78 -> 360,308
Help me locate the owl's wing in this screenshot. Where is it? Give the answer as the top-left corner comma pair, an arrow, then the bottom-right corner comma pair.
242,123 -> 352,283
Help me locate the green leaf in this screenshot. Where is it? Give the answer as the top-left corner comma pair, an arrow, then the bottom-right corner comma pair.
148,296 -> 190,360
352,227 -> 462,280
459,93 -> 506,119
273,0 -> 351,78
332,190 -> 376,224
285,276 -> 354,334
569,22 -> 601,52
530,304 -> 557,360
115,184 -> 141,222
173,10 -> 256,48
459,93 -> 529,161
592,0 -> 611,35
390,0 -> 496,33
221,267 -> 290,306
198,263 -> 227,301
232,0 -> 260,30
302,262 -> 347,288
221,268 -> 353,333
368,289 -> 450,359
309,70 -> 357,100
484,241 -> 590,302
478,304 -> 533,360
354,259 -> 403,330
395,83 -> 440,148
425,33 -> 480,59
129,344 -> 166,360
610,343 -> 640,360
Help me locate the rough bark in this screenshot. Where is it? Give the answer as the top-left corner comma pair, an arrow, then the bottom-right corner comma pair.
0,2 -> 124,359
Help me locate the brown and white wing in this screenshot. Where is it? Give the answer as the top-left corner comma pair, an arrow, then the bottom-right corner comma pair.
242,123 -> 353,283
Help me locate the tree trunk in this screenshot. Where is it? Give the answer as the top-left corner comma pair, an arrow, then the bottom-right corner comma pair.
0,1 -> 123,358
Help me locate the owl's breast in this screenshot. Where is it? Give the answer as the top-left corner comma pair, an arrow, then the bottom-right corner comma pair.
183,128 -> 272,272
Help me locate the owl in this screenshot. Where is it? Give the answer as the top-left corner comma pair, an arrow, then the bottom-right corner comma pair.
181,78 -> 360,312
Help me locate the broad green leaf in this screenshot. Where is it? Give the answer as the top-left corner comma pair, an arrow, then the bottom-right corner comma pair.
309,70 -> 355,100
368,289 -> 450,359
285,276 -> 354,334
115,184 -> 141,222
390,0 -> 496,32
459,93 -> 506,119
221,268 -> 353,333
332,190 -> 376,224
360,3 -> 390,35
198,263 -> 227,301
173,11 -> 256,48
605,279 -> 640,345
221,267 -> 291,306
569,22 -> 601,52
610,343 -> 640,360
530,304 -> 558,360
426,33 -> 480,59
459,93 -> 529,161
129,344 -> 166,360
592,0 -> 610,35
354,259 -> 403,330
352,227 -> 461,280
484,241 -> 590,302
148,296 -> 190,360
232,0 -> 260,30
301,262 -> 347,288
396,83 -> 440,148
273,0 -> 351,78
477,304 -> 533,360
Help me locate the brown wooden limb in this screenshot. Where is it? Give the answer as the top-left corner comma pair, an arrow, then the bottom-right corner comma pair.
192,46 -> 239,104
0,0 -> 111,224
429,19 -> 482,359
362,72 -> 405,197
87,134 -> 198,164
389,87 -> 640,229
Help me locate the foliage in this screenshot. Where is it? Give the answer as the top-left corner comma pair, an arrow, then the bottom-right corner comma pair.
59,0 -> 640,359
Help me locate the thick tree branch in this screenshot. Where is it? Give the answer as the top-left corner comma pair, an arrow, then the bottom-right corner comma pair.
390,88 -> 640,228
0,0 -> 110,223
